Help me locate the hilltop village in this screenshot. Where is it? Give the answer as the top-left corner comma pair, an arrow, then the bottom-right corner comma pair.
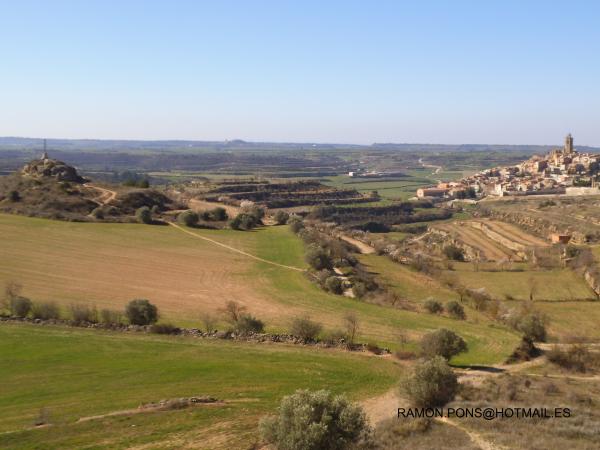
418,134 -> 600,199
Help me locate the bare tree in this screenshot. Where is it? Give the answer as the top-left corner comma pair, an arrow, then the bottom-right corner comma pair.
2,281 -> 22,310
220,300 -> 247,324
343,312 -> 360,347
200,312 -> 218,333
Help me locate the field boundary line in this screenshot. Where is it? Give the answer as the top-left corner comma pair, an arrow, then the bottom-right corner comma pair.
168,222 -> 306,272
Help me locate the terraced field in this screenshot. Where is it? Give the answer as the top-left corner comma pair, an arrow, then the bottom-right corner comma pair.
434,219 -> 549,261
435,222 -> 515,261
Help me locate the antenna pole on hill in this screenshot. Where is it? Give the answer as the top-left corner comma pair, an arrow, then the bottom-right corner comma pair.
42,139 -> 48,160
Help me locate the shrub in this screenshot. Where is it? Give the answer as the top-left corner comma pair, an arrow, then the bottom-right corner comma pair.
3,280 -> 22,311
288,217 -> 305,233
200,312 -> 217,333
259,389 -> 371,450
10,296 -> 32,318
273,210 -> 290,225
235,314 -> 265,334
178,210 -> 199,227
423,299 -> 443,314
209,207 -> 228,221
69,303 -> 98,324
229,213 -> 258,230
150,323 -> 180,334
100,308 -> 123,325
125,299 -> 158,325
516,313 -> 547,342
403,356 -> 458,407
9,190 -> 20,202
343,312 -> 360,346
322,328 -> 346,345
91,207 -> 104,219
443,244 -> 465,261
352,282 -> 367,299
547,344 -> 597,373
135,206 -> 152,224
290,316 -> 322,341
220,300 -> 247,324
305,245 -> 333,270
324,276 -> 343,294
446,301 -> 465,320
420,329 -> 467,360
31,301 -> 61,320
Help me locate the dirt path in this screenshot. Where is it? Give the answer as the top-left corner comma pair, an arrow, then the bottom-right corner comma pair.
339,234 -> 375,254
168,222 -> 305,272
84,183 -> 118,205
437,417 -> 503,450
418,157 -> 443,175
361,387 -> 502,450
361,388 -> 404,425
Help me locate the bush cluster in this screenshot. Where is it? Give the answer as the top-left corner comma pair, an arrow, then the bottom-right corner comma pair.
290,316 -> 322,342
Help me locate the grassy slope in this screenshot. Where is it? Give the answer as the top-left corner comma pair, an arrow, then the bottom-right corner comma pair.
359,254 -> 460,302
0,323 -> 399,449
0,213 -> 518,364
444,262 -> 596,301
244,226 -> 518,365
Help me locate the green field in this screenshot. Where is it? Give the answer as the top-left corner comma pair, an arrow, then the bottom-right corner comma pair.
443,262 -> 597,302
323,174 -> 432,200
0,213 -> 519,364
0,323 -> 399,449
360,254 -> 459,302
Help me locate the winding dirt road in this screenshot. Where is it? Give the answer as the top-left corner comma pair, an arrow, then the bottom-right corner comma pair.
84,183 -> 118,205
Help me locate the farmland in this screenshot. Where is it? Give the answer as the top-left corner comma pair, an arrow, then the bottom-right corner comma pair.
0,213 -> 519,364
0,323 -> 399,449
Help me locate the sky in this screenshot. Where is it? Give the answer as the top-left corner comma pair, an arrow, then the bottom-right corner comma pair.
1,0 -> 599,145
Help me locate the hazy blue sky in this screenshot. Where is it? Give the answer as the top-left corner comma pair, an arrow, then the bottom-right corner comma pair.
1,0 -> 599,145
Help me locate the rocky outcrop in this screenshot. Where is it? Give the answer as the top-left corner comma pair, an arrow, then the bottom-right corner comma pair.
21,156 -> 84,183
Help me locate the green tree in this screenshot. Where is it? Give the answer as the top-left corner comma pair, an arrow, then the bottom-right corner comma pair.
125,299 -> 158,325
178,210 -> 199,227
420,328 -> 467,360
135,206 -> 152,224
259,389 -> 371,450
403,356 -> 458,407
273,210 -> 290,225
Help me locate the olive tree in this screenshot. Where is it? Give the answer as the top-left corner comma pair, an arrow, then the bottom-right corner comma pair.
259,389 -> 371,450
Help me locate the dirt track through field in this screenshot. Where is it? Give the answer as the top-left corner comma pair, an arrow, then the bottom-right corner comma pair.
361,387 -> 502,450
168,222 -> 306,272
84,184 -> 118,205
